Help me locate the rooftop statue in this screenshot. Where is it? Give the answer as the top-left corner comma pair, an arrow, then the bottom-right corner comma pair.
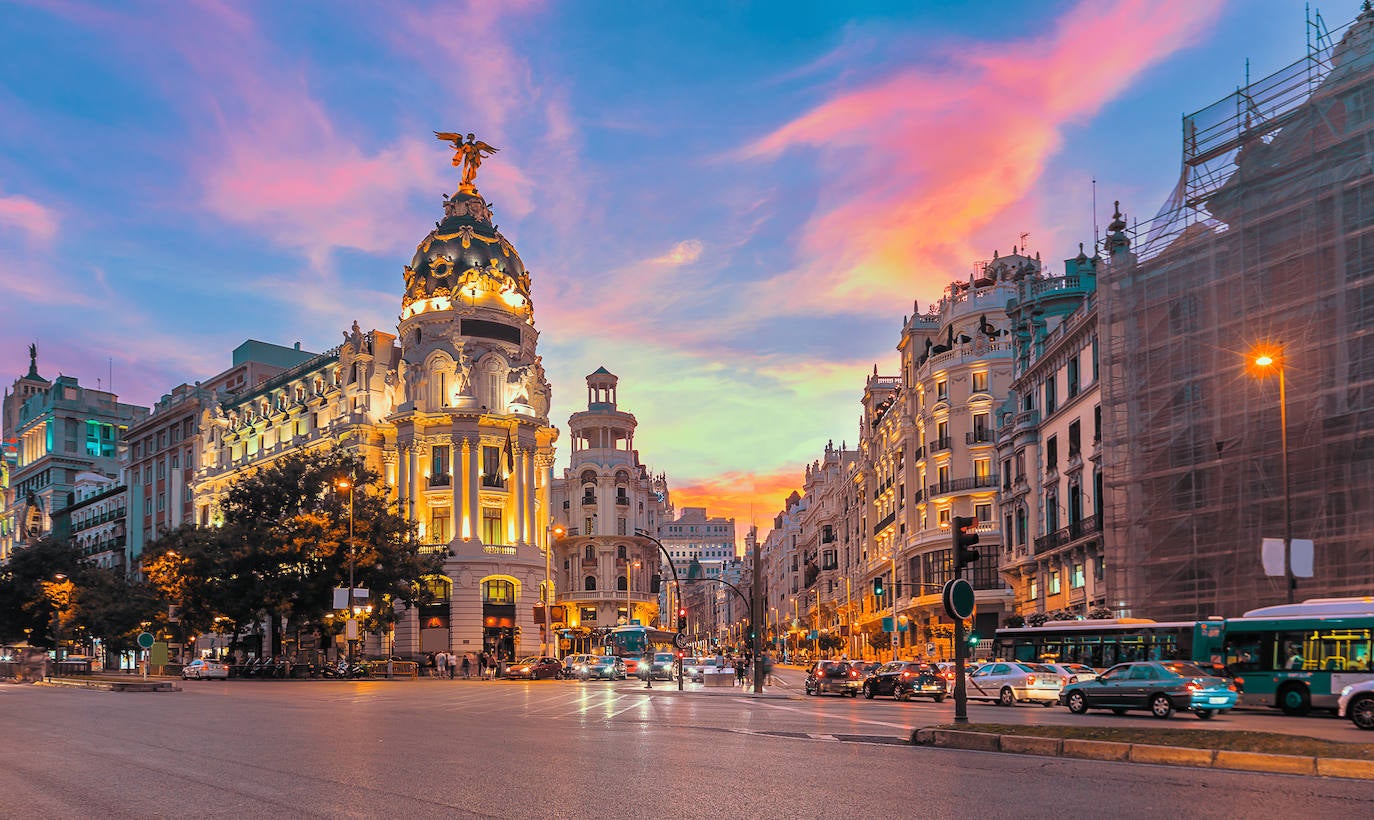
435,131 -> 499,191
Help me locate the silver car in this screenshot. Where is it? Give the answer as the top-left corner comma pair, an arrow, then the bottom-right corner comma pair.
182,659 -> 229,680
966,661 -> 1062,706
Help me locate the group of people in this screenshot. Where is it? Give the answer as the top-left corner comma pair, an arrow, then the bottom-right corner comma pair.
423,650 -> 501,679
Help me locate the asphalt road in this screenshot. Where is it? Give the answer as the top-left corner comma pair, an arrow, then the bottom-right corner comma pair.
2,677 -> 1372,819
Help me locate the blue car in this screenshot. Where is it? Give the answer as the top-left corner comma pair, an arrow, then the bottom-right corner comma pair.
1059,660 -> 1239,719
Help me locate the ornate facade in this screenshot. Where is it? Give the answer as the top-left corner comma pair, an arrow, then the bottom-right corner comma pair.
193,150 -> 559,662
549,369 -> 670,640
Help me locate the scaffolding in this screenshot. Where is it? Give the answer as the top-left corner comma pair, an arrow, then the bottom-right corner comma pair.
1100,7 -> 1374,621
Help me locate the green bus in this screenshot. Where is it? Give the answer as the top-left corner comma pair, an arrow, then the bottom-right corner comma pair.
1194,598 -> 1374,716
994,619 -> 1197,669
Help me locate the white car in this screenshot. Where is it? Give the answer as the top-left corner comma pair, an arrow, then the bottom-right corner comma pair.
1339,679 -> 1374,729
681,658 -> 706,682
1042,662 -> 1100,685
182,659 -> 229,680
966,661 -> 1063,706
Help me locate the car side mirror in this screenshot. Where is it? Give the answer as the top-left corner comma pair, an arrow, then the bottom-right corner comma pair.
1095,676 -> 1105,682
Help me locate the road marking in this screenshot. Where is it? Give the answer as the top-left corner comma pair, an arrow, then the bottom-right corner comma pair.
606,697 -> 652,719
807,733 -> 840,741
734,698 -> 914,731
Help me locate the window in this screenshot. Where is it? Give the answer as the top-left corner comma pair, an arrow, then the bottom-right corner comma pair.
975,502 -> 992,523
1046,436 -> 1058,470
1095,557 -> 1105,582
1067,355 -> 1080,398
616,575 -> 628,591
1068,420 -> 1081,458
1094,405 -> 1101,442
1002,460 -> 1012,490
584,576 -> 597,591
937,507 -> 951,527
1045,378 -> 1057,415
482,508 -> 504,545
1049,570 -> 1061,595
936,379 -> 948,401
156,492 -> 165,512
974,457 -> 990,481
430,508 -> 451,542
1029,574 -> 1039,599
432,445 -> 450,480
156,461 -> 165,480
482,579 -> 515,604
580,606 -> 597,621
1071,563 -> 1085,589
584,516 -> 593,535
584,545 -> 595,561
482,446 -> 504,487
972,371 -> 988,393
617,545 -> 626,560
971,412 -> 990,443
1046,490 -> 1059,533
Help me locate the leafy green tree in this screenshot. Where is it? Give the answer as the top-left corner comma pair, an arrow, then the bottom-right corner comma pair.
868,631 -> 892,651
817,633 -> 844,653
71,568 -> 161,667
0,538 -> 84,646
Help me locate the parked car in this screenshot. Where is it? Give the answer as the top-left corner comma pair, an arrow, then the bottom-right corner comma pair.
1042,663 -> 1100,685
182,659 -> 229,680
804,660 -> 862,697
563,654 -> 596,678
506,656 -> 563,680
966,661 -> 1063,706
862,661 -> 947,702
578,656 -> 627,680
681,657 -> 707,682
1339,679 -> 1374,729
1059,660 -> 1239,719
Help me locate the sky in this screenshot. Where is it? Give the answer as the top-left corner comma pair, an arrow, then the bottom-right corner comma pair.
1,0 -> 1364,548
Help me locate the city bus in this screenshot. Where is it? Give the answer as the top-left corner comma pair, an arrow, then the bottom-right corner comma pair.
1194,598 -> 1374,715
994,619 -> 1197,669
604,625 -> 677,674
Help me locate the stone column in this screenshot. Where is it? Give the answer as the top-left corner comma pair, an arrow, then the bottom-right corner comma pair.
466,437 -> 480,542
397,442 -> 410,521
450,434 -> 462,543
514,446 -> 527,545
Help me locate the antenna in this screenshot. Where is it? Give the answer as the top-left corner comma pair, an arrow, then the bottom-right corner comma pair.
1019,232 -> 1029,252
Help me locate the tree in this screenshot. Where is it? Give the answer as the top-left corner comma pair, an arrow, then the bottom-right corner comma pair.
1087,606 -> 1115,620
868,632 -> 892,651
817,633 -> 844,653
0,538 -> 85,645
1004,614 -> 1026,628
145,448 -> 442,655
71,568 -> 160,668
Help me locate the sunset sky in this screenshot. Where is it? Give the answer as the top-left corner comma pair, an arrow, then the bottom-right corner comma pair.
1,0 -> 1360,548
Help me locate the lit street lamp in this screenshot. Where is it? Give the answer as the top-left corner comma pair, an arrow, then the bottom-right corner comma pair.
1250,345 -> 1295,603
335,477 -> 358,662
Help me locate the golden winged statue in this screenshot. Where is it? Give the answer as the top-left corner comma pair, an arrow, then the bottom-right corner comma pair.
435,131 -> 499,190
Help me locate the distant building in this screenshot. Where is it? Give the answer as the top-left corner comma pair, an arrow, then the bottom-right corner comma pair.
50,470 -> 128,572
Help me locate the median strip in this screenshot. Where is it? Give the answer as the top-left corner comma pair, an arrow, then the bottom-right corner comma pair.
911,724 -> 1374,780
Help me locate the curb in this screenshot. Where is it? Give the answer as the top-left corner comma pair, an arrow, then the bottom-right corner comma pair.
38,678 -> 180,693
910,728 -> 1374,781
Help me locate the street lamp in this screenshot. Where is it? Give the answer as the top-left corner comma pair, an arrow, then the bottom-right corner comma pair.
626,559 -> 641,624
1250,345 -> 1295,603
335,477 -> 357,662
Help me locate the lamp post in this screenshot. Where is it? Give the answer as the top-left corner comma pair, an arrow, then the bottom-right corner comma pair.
626,559 -> 641,624
634,528 -> 686,691
336,477 -> 357,662
1251,346 -> 1295,603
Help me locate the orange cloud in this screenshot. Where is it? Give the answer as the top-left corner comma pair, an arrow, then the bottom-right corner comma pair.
670,468 -> 805,553
741,0 -> 1225,315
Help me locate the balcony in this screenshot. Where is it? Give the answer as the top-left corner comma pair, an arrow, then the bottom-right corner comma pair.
873,510 -> 896,535
966,429 -> 994,445
912,445 -> 925,461
1032,514 -> 1102,555
428,473 -> 451,488
580,495 -> 596,506
615,496 -> 630,506
926,475 -> 998,497
931,436 -> 953,453
1013,410 -> 1040,433
481,475 -> 507,489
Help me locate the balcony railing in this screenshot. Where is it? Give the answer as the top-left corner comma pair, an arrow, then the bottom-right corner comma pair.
966,429 -> 994,445
931,436 -> 953,453
481,475 -> 507,489
580,495 -> 596,506
428,473 -> 451,488
873,510 -> 896,535
615,496 -> 630,506
1032,514 -> 1102,555
927,475 -> 998,497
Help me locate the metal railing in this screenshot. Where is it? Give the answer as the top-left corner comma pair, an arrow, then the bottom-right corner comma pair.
1032,514 -> 1102,555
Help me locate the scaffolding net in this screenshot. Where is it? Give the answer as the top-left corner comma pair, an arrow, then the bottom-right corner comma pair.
1100,7 -> 1374,620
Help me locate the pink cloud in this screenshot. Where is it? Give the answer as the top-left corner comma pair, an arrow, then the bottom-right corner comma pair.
741,0 -> 1226,314
0,192 -> 57,243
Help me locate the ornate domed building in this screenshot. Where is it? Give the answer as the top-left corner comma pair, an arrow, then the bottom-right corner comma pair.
194,137 -> 559,663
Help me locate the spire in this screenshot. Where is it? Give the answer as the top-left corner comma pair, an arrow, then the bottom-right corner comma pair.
25,343 -> 41,379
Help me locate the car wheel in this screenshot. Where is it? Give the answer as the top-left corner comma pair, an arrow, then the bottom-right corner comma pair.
1195,709 -> 1216,720
1349,695 -> 1374,730
863,684 -> 875,699
933,694 -> 946,703
999,687 -> 1016,707
1111,708 -> 1128,715
848,690 -> 858,698
897,689 -> 911,702
1150,693 -> 1174,719
1278,683 -> 1311,717
1066,691 -> 1088,714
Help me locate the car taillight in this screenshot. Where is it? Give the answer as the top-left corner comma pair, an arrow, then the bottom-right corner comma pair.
1186,681 -> 1202,691
1026,674 -> 1036,685
1235,677 -> 1244,687
1227,683 -> 1237,692
1062,676 -> 1070,685
850,670 -> 858,678
901,671 -> 911,678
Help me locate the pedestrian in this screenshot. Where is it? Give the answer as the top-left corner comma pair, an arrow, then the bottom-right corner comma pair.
447,651 -> 457,679
461,653 -> 472,679
736,659 -> 746,686
478,651 -> 488,679
436,650 -> 449,679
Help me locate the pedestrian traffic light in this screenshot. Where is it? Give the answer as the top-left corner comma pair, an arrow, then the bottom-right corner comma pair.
677,608 -> 687,630
952,515 -> 981,569
873,576 -> 884,597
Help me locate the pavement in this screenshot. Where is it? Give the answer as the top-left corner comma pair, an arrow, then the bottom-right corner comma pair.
3,675 -> 1373,819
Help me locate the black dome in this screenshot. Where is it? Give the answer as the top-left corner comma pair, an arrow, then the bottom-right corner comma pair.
402,190 -> 530,306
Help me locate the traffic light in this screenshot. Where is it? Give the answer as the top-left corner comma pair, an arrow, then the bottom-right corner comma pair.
677,608 -> 687,630
952,515 -> 981,570
873,576 -> 885,597
967,631 -> 981,647
650,574 -> 662,594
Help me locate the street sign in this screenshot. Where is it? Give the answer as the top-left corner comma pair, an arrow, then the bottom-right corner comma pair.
674,632 -> 690,649
942,579 -> 975,620
881,616 -> 894,632
136,631 -> 154,649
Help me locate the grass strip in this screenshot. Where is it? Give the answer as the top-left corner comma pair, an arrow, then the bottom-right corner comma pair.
928,723 -> 1374,760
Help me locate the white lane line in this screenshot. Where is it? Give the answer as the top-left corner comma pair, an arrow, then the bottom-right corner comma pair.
606,697 -> 652,719
807,733 -> 840,741
579,694 -> 627,715
734,698 -> 913,731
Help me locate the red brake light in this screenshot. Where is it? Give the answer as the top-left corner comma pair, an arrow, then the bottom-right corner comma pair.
1026,674 -> 1036,685
1186,681 -> 1202,691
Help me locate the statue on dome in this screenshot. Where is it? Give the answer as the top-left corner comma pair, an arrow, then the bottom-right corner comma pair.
435,131 -> 500,191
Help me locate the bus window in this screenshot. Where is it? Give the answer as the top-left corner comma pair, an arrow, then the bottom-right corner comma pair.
1225,638 -> 1263,673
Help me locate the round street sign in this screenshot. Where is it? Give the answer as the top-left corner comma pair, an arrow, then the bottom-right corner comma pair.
136,631 -> 155,649
942,579 -> 975,621
674,632 -> 690,650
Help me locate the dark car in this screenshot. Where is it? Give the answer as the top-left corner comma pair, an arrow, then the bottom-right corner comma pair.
1059,660 -> 1239,719
505,656 -> 563,680
804,660 -> 862,697
862,661 -> 946,702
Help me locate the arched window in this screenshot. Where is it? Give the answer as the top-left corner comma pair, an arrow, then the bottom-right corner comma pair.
584,545 -> 595,561
616,545 -> 626,560
584,576 -> 597,591
481,579 -> 514,604
616,575 -> 628,591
